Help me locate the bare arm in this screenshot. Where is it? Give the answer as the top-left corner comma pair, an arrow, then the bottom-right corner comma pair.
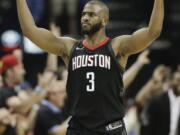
135,78 -> 160,107
46,23 -> 61,71
16,106 -> 39,135
135,65 -> 166,107
6,90 -> 46,114
50,119 -> 69,135
0,108 -> 12,134
47,53 -> 58,71
7,71 -> 56,114
16,0 -> 76,56
123,50 -> 150,88
113,0 -> 164,57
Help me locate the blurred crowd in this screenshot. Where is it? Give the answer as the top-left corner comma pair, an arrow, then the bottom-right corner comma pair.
0,0 -> 180,135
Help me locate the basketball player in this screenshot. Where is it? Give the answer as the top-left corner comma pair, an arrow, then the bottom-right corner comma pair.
16,0 -> 164,134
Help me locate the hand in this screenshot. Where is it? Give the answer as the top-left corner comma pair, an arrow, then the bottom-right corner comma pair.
50,22 -> 61,36
37,71 -> 57,89
0,108 -> 9,121
136,50 -> 150,66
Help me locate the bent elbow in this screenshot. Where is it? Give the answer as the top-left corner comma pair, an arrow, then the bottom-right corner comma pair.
154,30 -> 162,38
22,28 -> 32,38
149,29 -> 162,39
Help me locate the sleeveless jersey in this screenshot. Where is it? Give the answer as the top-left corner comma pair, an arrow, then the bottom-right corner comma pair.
66,37 -> 125,132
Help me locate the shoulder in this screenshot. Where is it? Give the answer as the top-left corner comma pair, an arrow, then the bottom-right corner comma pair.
67,40 -> 82,54
0,87 -> 17,97
58,37 -> 77,47
147,92 -> 168,107
111,35 -> 131,56
36,105 -> 53,122
112,35 -> 131,46
38,104 -> 52,114
151,92 -> 168,101
110,36 -> 130,67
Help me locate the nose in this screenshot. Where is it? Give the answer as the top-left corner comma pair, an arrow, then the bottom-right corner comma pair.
82,14 -> 90,22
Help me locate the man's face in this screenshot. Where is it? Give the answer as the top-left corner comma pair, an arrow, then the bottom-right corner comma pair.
12,64 -> 25,84
81,4 -> 103,35
172,72 -> 180,95
49,81 -> 66,107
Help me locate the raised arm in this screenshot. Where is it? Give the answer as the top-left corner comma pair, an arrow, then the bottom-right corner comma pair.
135,65 -> 166,107
46,23 -> 60,71
123,50 -> 150,89
16,0 -> 76,57
113,0 -> 164,57
6,71 -> 56,114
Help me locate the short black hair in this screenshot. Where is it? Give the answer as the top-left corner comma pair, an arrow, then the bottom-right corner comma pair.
86,0 -> 109,20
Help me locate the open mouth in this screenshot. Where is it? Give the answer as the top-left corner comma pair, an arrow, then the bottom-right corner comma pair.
82,23 -> 91,27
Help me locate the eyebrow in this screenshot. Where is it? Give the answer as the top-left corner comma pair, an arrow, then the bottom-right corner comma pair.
82,11 -> 96,14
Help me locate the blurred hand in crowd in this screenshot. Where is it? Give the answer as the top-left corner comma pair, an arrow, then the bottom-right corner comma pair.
136,50 -> 150,66
37,71 -> 57,89
0,108 -> 14,126
50,22 -> 61,36
13,49 -> 23,61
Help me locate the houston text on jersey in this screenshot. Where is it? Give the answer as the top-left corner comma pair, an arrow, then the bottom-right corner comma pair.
72,54 -> 111,70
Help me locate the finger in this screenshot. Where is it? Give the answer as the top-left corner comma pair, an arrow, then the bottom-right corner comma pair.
142,50 -> 150,57
50,22 -> 56,30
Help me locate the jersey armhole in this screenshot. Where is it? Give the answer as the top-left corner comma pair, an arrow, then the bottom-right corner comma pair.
107,40 -> 125,73
67,40 -> 81,66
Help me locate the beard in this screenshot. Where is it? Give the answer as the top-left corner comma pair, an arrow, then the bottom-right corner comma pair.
81,22 -> 102,35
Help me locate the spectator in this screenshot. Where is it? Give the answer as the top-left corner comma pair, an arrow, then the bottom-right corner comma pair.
0,54 -> 54,135
135,65 -> 169,107
34,80 -> 69,135
0,108 -> 16,135
15,69 -> 57,135
0,54 -> 25,108
140,71 -> 180,135
124,64 -> 169,135
123,50 -> 150,89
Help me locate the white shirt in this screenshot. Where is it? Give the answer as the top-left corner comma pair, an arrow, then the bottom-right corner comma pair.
168,89 -> 180,135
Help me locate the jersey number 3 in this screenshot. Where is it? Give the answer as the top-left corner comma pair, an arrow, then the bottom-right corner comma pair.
86,72 -> 95,92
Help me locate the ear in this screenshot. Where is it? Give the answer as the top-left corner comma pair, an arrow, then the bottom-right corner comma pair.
102,18 -> 108,26
101,18 -> 106,26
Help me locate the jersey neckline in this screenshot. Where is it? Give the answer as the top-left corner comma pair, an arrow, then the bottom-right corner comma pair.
82,37 -> 110,50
